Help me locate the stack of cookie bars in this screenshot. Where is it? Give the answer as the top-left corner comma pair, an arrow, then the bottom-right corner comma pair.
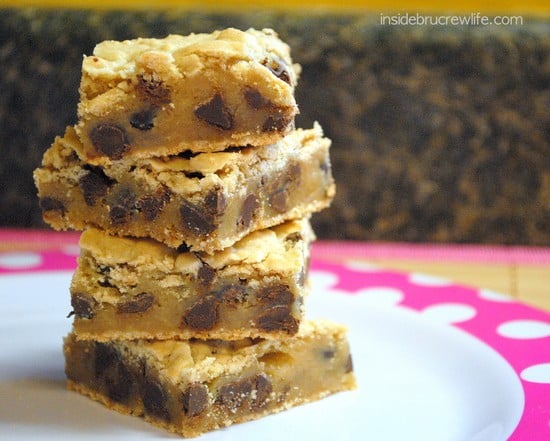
34,28 -> 355,437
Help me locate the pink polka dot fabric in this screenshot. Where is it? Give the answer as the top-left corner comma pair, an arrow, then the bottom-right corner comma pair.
1,235 -> 548,440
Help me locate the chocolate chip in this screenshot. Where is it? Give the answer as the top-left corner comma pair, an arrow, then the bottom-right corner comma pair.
136,186 -> 171,221
285,232 -> 303,244
137,196 -> 163,221
182,296 -> 218,330
251,374 -> 272,409
262,56 -> 292,85
94,344 -> 132,403
237,194 -> 259,229
216,285 -> 248,304
89,124 -> 129,159
216,378 -> 253,411
117,292 -> 155,314
204,188 -> 227,217
262,113 -> 291,132
143,379 -> 170,421
39,197 -> 65,213
94,342 -> 119,378
345,354 -> 354,373
69,292 -> 96,319
197,263 -> 216,286
270,188 -> 288,212
244,87 -> 271,109
269,163 -> 301,212
79,167 -> 113,206
256,305 -> 298,334
288,163 -> 301,183
136,73 -> 171,104
105,360 -> 132,403
322,348 -> 336,359
257,284 -> 293,306
179,200 -> 216,235
182,383 -> 209,417
109,187 -> 137,225
216,374 -> 271,412
130,107 -> 158,131
194,93 -> 234,130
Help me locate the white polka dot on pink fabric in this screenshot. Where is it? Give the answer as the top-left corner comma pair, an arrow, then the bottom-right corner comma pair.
351,287 -> 404,307
420,303 -> 477,324
478,288 -> 515,303
497,320 -> 550,339
0,252 -> 42,269
520,363 -> 550,384
409,273 -> 452,287
344,260 -> 381,272
62,244 -> 81,256
310,270 -> 339,292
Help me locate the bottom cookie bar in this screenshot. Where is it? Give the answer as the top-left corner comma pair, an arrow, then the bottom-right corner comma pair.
64,320 -> 356,438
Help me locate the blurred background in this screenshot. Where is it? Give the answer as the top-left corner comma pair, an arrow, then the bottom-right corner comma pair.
0,0 -> 548,245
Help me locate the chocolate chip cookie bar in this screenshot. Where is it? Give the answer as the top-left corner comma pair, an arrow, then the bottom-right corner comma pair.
34,124 -> 334,252
64,320 -> 356,438
70,218 -> 313,341
75,28 -> 299,164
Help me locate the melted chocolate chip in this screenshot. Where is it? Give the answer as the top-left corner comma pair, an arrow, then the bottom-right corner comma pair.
322,348 -> 336,359
204,189 -> 227,217
194,94 -> 234,130
251,374 -> 272,409
237,194 -> 259,230
39,197 -> 65,213
270,188 -> 288,212
244,87 -> 271,109
345,354 -> 354,373
197,263 -> 216,286
262,56 -> 292,85
105,360 -> 132,403
109,187 -> 137,225
79,167 -> 113,206
288,163 -> 301,182
262,113 -> 291,132
70,292 -> 96,319
285,232 -> 303,244
182,383 -> 209,417
136,74 -> 171,104
94,343 -> 132,403
179,200 -> 216,235
216,374 -> 271,412
117,292 -> 155,314
89,124 -> 129,159
256,305 -> 298,334
182,296 -> 218,330
94,342 -> 119,378
143,379 -> 170,421
257,284 -> 293,306
216,378 -> 253,411
137,196 -> 163,221
130,107 -> 158,131
217,285 -> 248,304
136,186 -> 171,221
269,163 -> 301,212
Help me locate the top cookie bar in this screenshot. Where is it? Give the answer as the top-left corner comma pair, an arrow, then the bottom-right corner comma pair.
75,28 -> 300,164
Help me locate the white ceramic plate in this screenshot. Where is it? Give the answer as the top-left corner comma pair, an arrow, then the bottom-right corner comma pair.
0,272 -> 523,441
